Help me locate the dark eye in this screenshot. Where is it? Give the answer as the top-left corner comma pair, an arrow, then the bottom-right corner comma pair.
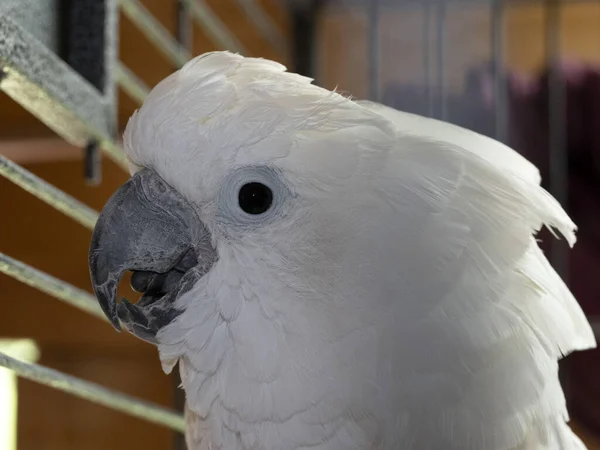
238,182 -> 273,215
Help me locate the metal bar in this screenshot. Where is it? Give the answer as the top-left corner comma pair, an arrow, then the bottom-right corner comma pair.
290,1 -> 323,79
0,253 -> 106,321
368,0 -> 381,102
176,0 -> 194,54
84,139 -> 102,186
0,352 -> 186,432
423,4 -> 435,117
0,14 -> 127,170
544,0 -> 570,403
115,61 -> 150,104
119,0 -> 190,67
545,0 -> 568,279
491,0 -> 508,143
0,156 -> 99,229
180,0 -> 247,54
103,140 -> 129,168
233,0 -> 287,56
435,2 -> 447,120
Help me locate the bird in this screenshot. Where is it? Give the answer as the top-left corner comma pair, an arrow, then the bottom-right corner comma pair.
89,51 -> 596,450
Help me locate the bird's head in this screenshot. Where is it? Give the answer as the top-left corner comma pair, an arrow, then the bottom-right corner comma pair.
88,51 -> 402,368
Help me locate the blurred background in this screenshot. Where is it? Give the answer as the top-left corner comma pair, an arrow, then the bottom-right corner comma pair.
0,0 -> 599,448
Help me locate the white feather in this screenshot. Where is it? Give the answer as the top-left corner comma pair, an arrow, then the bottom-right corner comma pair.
123,51 -> 596,450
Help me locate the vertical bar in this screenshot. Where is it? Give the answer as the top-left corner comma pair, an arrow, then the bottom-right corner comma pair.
436,2 -> 447,120
491,0 -> 508,143
60,0 -> 115,183
291,0 -> 323,80
176,0 -> 193,55
545,0 -> 570,403
368,0 -> 381,101
545,0 -> 568,279
423,3 -> 435,118
84,140 -> 101,186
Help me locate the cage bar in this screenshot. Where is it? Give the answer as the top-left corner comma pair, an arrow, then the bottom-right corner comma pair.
435,2 -> 447,120
290,0 -> 323,79
176,0 -> 194,55
0,17 -> 125,168
0,253 -> 106,320
0,352 -> 186,432
423,4 -> 435,117
115,61 -> 151,104
119,0 -> 190,68
545,0 -> 569,279
180,0 -> 247,54
491,0 -> 508,143
0,156 -> 99,229
234,0 -> 287,55
368,0 -> 381,102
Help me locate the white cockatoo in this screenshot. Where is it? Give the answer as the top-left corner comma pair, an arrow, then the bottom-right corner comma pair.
89,51 -> 596,450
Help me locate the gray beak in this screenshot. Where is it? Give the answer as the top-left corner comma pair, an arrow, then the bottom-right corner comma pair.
89,169 -> 217,344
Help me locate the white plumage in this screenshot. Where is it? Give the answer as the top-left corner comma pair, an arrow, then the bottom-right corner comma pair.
122,51 -> 596,450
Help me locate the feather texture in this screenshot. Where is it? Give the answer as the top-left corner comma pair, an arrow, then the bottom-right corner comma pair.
122,51 -> 596,450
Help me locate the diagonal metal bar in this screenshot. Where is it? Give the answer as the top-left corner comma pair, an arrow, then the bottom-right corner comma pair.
0,252 -> 106,321
0,156 -> 100,229
118,0 -> 190,67
0,15 -> 128,170
115,61 -> 151,104
0,352 -> 186,432
233,0 -> 286,55
181,0 -> 247,54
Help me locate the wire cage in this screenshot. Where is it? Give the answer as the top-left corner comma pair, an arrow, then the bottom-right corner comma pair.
0,0 -> 599,448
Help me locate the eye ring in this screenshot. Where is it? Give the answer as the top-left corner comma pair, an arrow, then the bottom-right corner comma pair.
238,182 -> 273,215
218,165 -> 291,228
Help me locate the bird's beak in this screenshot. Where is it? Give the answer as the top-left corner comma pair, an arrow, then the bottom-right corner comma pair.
89,169 -> 217,344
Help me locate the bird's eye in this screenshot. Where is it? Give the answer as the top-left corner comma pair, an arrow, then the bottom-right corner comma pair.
238,182 -> 273,215
218,166 -> 290,227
